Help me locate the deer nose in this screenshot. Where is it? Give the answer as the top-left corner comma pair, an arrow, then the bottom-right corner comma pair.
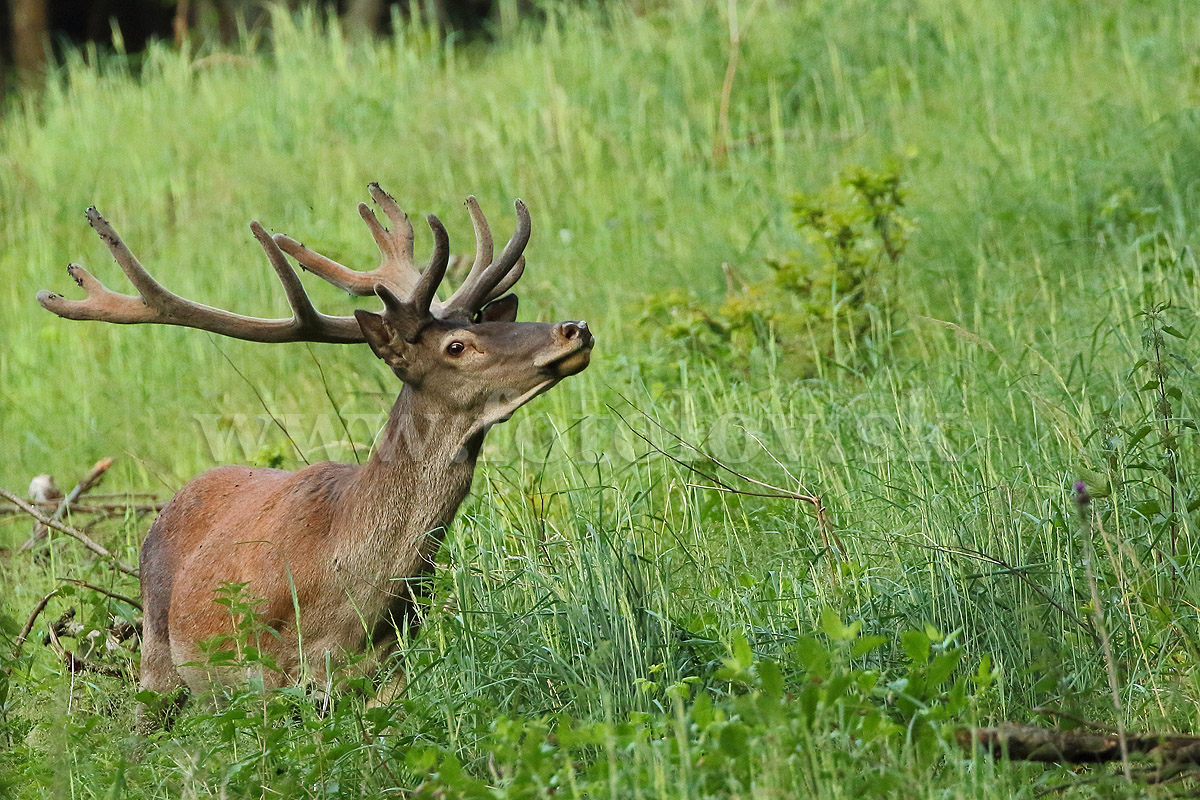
559,320 -> 590,342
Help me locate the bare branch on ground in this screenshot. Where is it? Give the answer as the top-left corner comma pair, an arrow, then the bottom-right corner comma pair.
20,458 -> 114,552
0,486 -> 139,576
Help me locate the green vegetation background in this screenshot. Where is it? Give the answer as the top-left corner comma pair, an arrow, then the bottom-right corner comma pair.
3,0 -> 1200,796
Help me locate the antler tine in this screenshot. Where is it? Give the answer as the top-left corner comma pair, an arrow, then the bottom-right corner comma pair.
248,221 -> 321,330
367,183 -> 416,260
483,255 -> 525,304
460,196 -> 494,286
411,214 -> 450,314
443,199 -> 531,318
440,196 -> 496,314
37,208 -> 365,344
37,263 -> 158,324
273,182 -> 422,299
83,207 -> 177,308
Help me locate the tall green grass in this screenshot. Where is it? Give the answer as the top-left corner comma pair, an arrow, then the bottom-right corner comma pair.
3,1 -> 1200,796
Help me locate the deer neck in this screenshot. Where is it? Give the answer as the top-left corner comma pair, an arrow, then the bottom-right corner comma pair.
332,385 -> 486,583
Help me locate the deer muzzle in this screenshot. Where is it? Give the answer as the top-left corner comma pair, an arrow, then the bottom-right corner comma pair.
537,320 -> 594,376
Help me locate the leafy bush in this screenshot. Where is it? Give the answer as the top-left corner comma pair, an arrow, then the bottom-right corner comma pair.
639,163 -> 913,375
404,618 -> 993,798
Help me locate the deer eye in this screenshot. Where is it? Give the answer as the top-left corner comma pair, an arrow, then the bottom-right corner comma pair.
445,340 -> 466,357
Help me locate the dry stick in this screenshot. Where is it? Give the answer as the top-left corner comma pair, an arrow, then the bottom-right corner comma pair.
0,487 -> 138,577
59,578 -> 142,611
5,491 -> 157,506
20,457 -> 114,552
1076,485 -> 1131,781
173,0 -> 190,46
712,0 -> 741,165
712,0 -> 763,165
609,399 -> 844,557
12,588 -> 60,658
958,723 -> 1200,769
908,539 -> 1099,647
1,501 -> 165,517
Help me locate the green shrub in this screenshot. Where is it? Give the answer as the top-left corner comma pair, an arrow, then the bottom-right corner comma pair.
639,163 -> 913,376
406,619 -> 994,799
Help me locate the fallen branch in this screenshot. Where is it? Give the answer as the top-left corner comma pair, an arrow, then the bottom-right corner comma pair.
42,608 -> 130,681
12,589 -> 60,658
41,607 -> 77,646
21,458 -> 113,552
1,501 -> 165,517
958,723 -> 1200,766
8,492 -> 157,504
59,578 -> 142,611
609,398 -> 843,557
0,487 -> 138,577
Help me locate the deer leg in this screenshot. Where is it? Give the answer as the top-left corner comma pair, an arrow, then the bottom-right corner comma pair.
136,625 -> 188,734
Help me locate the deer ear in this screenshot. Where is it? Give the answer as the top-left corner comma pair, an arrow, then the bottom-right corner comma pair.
355,309 -> 407,368
477,293 -> 519,323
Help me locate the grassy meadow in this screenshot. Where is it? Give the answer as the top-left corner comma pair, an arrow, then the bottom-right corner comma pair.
4,0 -> 1200,795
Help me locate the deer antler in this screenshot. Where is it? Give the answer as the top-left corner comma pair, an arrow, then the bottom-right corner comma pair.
37,208 -> 368,343
272,183 -> 421,301
37,185 -> 531,343
274,184 -> 530,321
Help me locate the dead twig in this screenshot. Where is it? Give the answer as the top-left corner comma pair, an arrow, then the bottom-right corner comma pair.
12,589 -> 60,659
712,0 -> 762,164
59,578 -> 142,611
2,501 -> 165,517
21,458 -> 114,552
609,398 -> 843,557
0,487 -> 138,577
11,492 -> 157,503
959,723 -> 1200,768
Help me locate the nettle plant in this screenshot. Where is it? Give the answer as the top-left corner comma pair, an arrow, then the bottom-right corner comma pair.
405,616 -> 993,798
639,164 -> 913,375
1083,230 -> 1198,573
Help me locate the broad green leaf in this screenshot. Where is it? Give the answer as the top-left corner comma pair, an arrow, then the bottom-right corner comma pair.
851,634 -> 888,658
758,659 -> 784,699
926,650 -> 963,688
719,722 -> 750,756
901,629 -> 931,664
731,633 -> 753,671
820,608 -> 862,641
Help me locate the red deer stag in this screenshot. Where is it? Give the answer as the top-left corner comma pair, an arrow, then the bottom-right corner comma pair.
37,184 -> 593,728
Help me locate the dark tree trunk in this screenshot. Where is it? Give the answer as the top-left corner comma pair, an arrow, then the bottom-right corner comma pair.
344,0 -> 386,36
10,0 -> 48,81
